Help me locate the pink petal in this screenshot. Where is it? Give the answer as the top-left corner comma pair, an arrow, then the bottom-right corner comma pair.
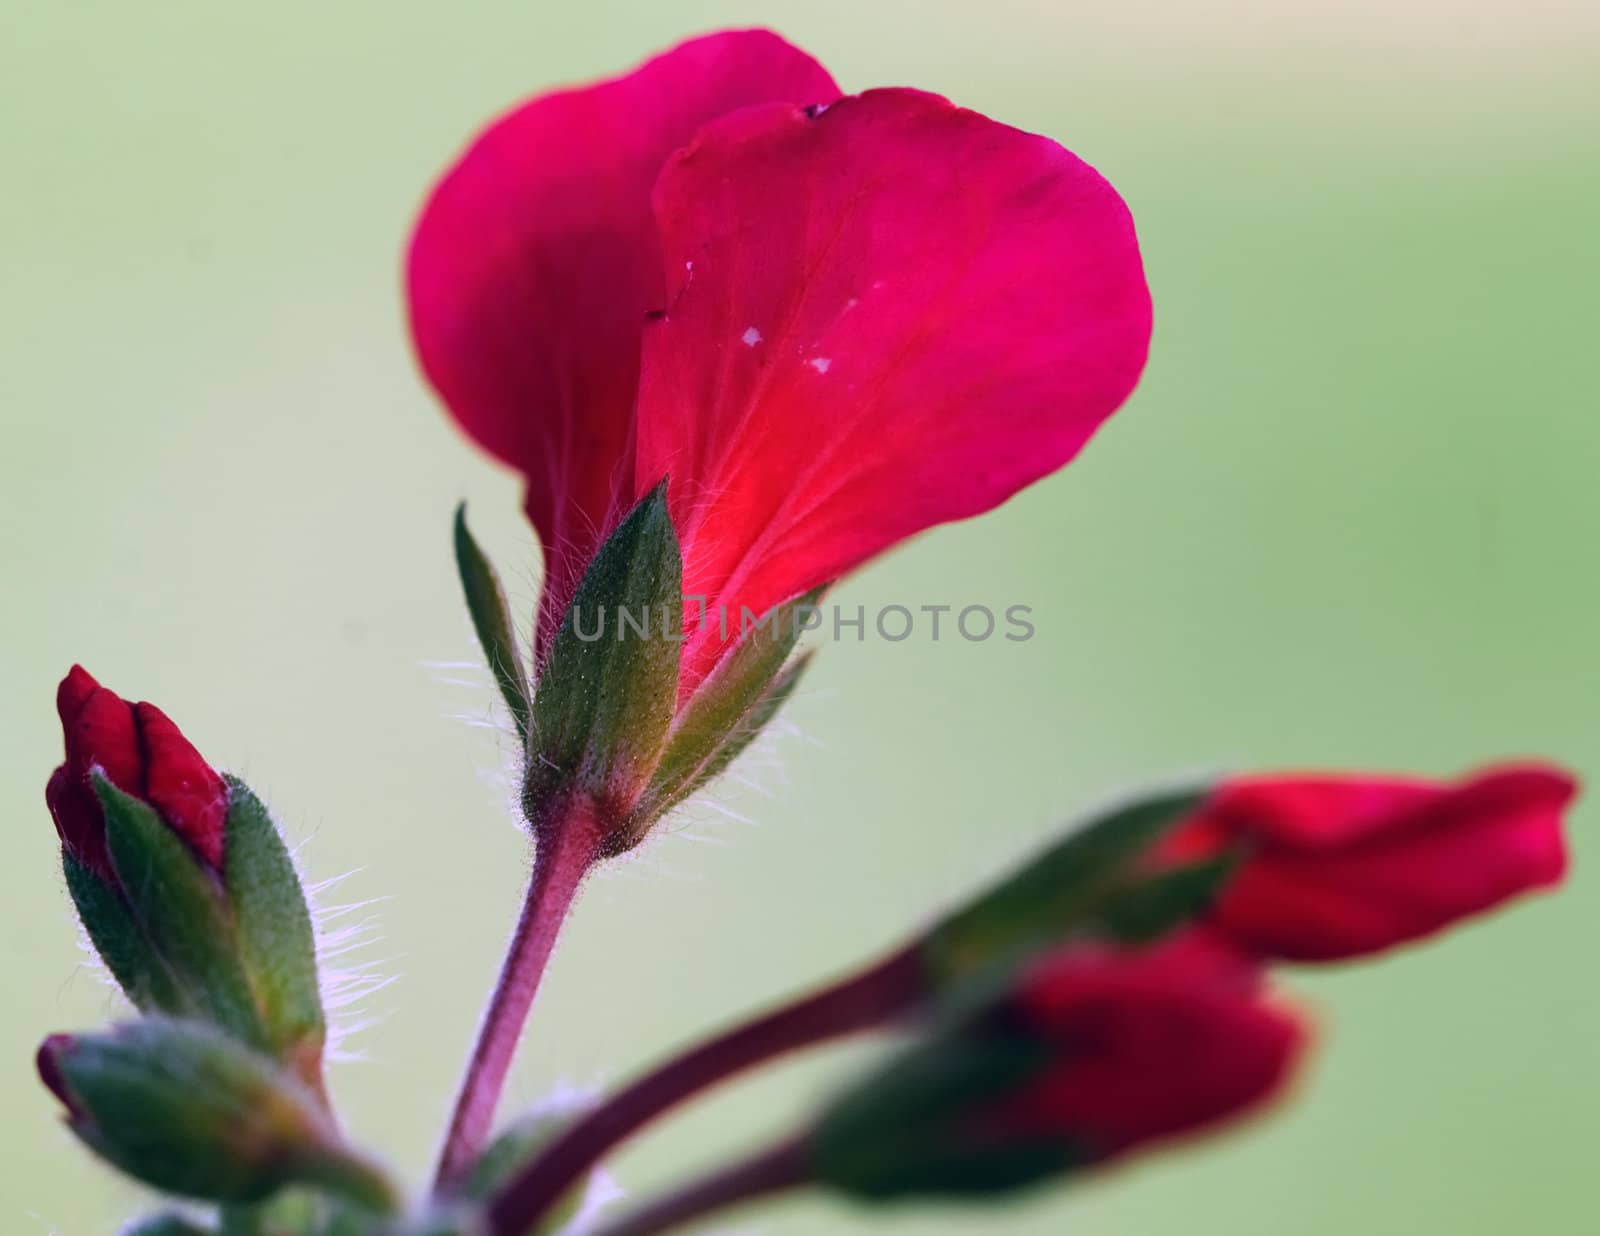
407,30 -> 839,658
636,89 -> 1152,689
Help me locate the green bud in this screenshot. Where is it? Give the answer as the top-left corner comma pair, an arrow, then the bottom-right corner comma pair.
37,1020 -> 395,1210
522,482 -> 682,842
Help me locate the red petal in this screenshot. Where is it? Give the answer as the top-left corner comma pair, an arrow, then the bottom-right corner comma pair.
1005,948 -> 1304,1157
134,703 -> 228,871
637,89 -> 1151,689
47,764 -> 112,882
48,665 -> 144,879
57,665 -> 146,798
46,667 -> 228,878
1200,764 -> 1576,961
407,30 -> 839,658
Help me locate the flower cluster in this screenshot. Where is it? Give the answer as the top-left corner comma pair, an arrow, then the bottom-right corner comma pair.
28,27 -> 1578,1236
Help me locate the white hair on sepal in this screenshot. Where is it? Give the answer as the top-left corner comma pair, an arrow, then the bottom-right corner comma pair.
272,827 -> 400,1067
66,902 -> 134,1014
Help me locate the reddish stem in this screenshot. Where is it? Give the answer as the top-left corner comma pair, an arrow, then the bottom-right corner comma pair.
583,1136 -> 812,1236
433,802 -> 603,1187
486,944 -> 926,1236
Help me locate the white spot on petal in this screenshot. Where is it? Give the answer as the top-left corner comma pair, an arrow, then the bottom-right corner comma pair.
808,357 -> 832,374
741,327 -> 763,347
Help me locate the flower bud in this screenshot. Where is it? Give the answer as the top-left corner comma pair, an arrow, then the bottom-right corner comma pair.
1167,763 -> 1576,961
44,668 -> 327,1082
809,944 -> 1304,1201
47,665 -> 226,880
503,484 -> 814,861
37,1020 -> 395,1209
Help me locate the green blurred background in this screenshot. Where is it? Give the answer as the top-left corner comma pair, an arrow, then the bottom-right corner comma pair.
3,2 -> 1597,1231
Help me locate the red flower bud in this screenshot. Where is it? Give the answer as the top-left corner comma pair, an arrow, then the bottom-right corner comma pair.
1169,764 -> 1576,962
810,940 -> 1303,1201
46,666 -> 227,881
994,947 -> 1304,1161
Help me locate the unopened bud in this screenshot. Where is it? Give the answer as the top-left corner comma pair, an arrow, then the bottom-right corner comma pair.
38,1020 -> 395,1209
809,943 -> 1304,1201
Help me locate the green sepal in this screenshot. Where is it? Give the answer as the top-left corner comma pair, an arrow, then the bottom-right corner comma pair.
522,481 -> 682,841
811,1033 -> 1081,1201
42,1019 -> 394,1209
921,782 -> 1214,986
653,648 -> 813,818
455,503 -> 532,744
96,776 -> 267,1048
460,1110 -> 588,1233
223,776 -> 326,1080
122,1215 -> 217,1236
631,590 -> 820,826
64,851 -> 188,1014
1092,853 -> 1239,944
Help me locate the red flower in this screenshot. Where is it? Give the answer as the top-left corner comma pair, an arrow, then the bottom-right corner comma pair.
996,946 -> 1304,1161
1169,764 -> 1576,962
46,665 -> 227,879
408,29 -> 1151,690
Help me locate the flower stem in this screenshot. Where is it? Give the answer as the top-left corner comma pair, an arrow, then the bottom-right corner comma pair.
433,800 -> 603,1188
583,1137 -> 812,1236
486,944 -> 925,1235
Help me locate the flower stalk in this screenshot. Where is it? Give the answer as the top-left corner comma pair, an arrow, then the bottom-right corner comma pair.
434,797 -> 607,1187
486,945 -> 926,1234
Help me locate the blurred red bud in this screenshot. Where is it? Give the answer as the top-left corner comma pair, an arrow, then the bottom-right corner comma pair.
1169,763 -> 1576,962
992,946 -> 1304,1160
811,939 -> 1304,1201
